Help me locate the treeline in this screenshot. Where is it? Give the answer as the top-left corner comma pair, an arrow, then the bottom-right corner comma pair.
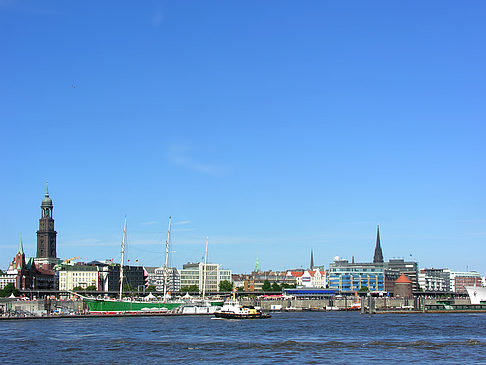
262,280 -> 296,292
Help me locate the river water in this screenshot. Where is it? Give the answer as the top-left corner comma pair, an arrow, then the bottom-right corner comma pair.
1,312 -> 485,364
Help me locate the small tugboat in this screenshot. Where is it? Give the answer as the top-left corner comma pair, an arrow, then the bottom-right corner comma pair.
214,299 -> 271,319
214,289 -> 271,319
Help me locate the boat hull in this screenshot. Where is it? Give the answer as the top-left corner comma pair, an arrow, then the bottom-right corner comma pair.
465,286 -> 486,305
84,298 -> 183,314
214,312 -> 271,319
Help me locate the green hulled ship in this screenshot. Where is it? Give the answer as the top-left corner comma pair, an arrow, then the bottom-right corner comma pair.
84,298 -> 183,314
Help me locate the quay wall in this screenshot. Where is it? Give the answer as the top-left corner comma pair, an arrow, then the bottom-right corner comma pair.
241,298 -> 472,310
1,297 -> 473,315
1,299 -> 84,315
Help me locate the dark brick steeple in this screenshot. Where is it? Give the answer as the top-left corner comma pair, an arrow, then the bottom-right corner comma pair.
373,225 -> 384,263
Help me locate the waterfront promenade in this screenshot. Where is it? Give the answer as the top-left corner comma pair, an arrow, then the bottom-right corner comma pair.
2,296 -> 485,320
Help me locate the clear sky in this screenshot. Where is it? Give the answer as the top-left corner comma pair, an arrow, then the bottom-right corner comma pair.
1,1 -> 485,275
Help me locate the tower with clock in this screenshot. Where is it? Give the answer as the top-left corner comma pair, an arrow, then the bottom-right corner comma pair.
35,181 -> 59,268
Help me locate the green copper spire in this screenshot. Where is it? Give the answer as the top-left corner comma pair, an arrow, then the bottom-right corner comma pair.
18,234 -> 24,255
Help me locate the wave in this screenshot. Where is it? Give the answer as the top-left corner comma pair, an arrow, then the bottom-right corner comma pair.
98,338 -> 486,350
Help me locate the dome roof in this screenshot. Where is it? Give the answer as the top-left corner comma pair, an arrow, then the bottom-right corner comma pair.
42,195 -> 53,206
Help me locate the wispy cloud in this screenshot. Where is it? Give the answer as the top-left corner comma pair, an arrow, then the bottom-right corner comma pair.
141,221 -> 158,226
62,238 -> 119,247
152,8 -> 164,27
173,220 -> 191,226
167,144 -> 229,177
0,1 -> 63,15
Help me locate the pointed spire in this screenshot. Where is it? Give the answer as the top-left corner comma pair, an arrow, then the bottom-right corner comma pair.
45,180 -> 49,197
352,255 -> 355,264
310,249 -> 314,270
18,234 -> 24,255
373,225 -> 384,263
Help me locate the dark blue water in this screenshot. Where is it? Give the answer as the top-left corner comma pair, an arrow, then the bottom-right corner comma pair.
1,312 -> 486,364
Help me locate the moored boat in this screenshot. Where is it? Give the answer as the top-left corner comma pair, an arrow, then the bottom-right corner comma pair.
84,297 -> 182,314
465,286 -> 486,305
83,217 -> 184,314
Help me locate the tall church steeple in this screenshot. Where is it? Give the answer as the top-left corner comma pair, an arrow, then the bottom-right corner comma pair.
373,225 -> 384,263
14,235 -> 26,270
310,249 -> 314,270
36,181 -> 58,267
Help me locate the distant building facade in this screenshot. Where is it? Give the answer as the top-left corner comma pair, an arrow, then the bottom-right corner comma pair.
94,262 -> 146,293
329,227 -> 420,294
57,264 -> 99,291
387,259 -> 419,288
418,268 -> 450,292
450,271 -> 482,293
144,266 -> 180,292
234,271 -> 297,292
180,262 -> 231,293
328,258 -> 385,292
286,269 -> 326,288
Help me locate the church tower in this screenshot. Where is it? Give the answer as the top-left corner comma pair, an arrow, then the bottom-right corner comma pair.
373,225 -> 384,263
35,181 -> 58,268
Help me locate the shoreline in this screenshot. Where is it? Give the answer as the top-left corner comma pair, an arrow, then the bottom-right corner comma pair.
2,309 -> 486,321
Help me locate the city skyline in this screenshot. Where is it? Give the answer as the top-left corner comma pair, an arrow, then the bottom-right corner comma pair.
2,183 -> 483,275
1,2 -> 485,274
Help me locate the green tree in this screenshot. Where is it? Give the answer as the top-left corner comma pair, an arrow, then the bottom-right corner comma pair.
85,285 -> 97,291
180,285 -> 199,293
359,286 -> 369,292
146,285 -> 157,292
0,283 -> 19,297
271,282 -> 281,291
262,280 -> 271,292
219,280 -> 233,292
73,286 -> 83,291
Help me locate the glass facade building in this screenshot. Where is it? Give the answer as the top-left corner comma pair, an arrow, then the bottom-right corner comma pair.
328,259 -> 385,292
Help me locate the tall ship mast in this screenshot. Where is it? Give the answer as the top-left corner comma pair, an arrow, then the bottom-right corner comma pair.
163,216 -> 171,303
83,215 -> 186,314
119,217 -> 127,300
202,236 -> 208,299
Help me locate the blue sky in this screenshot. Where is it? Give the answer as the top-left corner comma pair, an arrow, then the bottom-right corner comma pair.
1,1 -> 485,274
